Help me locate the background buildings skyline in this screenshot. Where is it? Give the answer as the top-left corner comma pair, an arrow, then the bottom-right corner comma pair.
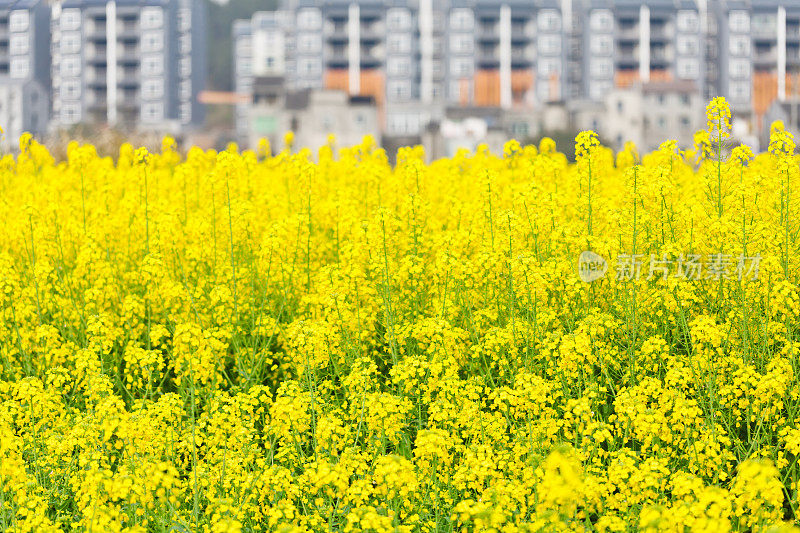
0,0 -> 799,155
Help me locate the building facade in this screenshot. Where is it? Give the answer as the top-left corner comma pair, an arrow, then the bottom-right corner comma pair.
51,0 -> 205,132
0,77 -> 48,149
603,80 -> 704,151
249,76 -> 380,153
234,0 -> 800,147
0,0 -> 51,144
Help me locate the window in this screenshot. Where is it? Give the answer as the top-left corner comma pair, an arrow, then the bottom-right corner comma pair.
142,79 -> 163,99
589,58 -> 613,78
730,81 -> 750,100
511,122 -> 529,138
179,79 -> 191,100
676,36 -> 698,56
433,36 -> 444,55
590,35 -> 613,55
141,7 -> 163,29
387,113 -> 420,135
9,34 -> 28,55
589,81 -> 612,101
387,57 -> 411,76
238,58 -> 252,76
538,34 -> 561,55
63,79 -> 80,100
751,13 -> 775,33
589,10 -> 613,32
450,57 -> 472,77
676,10 -> 699,33
180,57 -> 192,77
297,58 -> 320,76
180,102 -> 192,122
729,10 -> 749,33
537,58 -> 560,76
450,9 -> 474,31
178,9 -> 191,31
729,58 -> 749,79
61,104 -> 80,124
9,11 -> 29,32
61,9 -> 81,31
617,100 -> 623,112
179,34 -> 191,54
449,35 -> 473,54
61,56 -> 81,77
729,35 -> 750,56
387,8 -> 411,31
142,103 -> 163,122
388,34 -> 411,54
538,10 -> 561,31
298,34 -> 321,54
236,37 -> 252,57
61,32 -> 81,54
676,59 -> 699,79
142,56 -> 164,76
141,32 -> 163,53
680,116 -> 690,129
10,57 -> 28,78
297,8 -> 321,30
387,80 -> 411,100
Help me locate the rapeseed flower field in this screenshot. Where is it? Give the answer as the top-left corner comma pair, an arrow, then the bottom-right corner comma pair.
2,97 -> 800,532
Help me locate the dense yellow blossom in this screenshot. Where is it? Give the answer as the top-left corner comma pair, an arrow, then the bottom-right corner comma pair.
0,97 -> 799,531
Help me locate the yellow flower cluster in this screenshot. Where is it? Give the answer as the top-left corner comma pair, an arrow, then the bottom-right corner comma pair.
2,97 -> 800,531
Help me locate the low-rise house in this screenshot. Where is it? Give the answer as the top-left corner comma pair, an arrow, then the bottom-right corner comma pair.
249,76 -> 380,154
0,77 -> 48,151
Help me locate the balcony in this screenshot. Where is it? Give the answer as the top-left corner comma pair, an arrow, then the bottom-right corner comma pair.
751,23 -> 777,39
478,31 -> 500,44
616,26 -> 638,41
511,30 -> 532,45
360,52 -> 382,69
649,26 -> 670,42
118,46 -> 139,64
87,95 -> 107,112
360,25 -> 383,43
118,70 -> 140,87
326,29 -> 347,44
117,21 -> 139,39
87,27 -> 107,42
325,56 -> 348,69
477,51 -> 499,69
616,51 -> 638,68
87,52 -> 107,65
753,50 -> 777,67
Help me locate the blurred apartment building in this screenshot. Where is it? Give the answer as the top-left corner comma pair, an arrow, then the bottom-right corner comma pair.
50,0 -> 206,132
0,0 -> 206,149
0,0 -> 50,149
234,0 -> 800,153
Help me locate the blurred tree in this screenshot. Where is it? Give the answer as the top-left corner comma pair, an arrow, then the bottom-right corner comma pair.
206,0 -> 278,91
